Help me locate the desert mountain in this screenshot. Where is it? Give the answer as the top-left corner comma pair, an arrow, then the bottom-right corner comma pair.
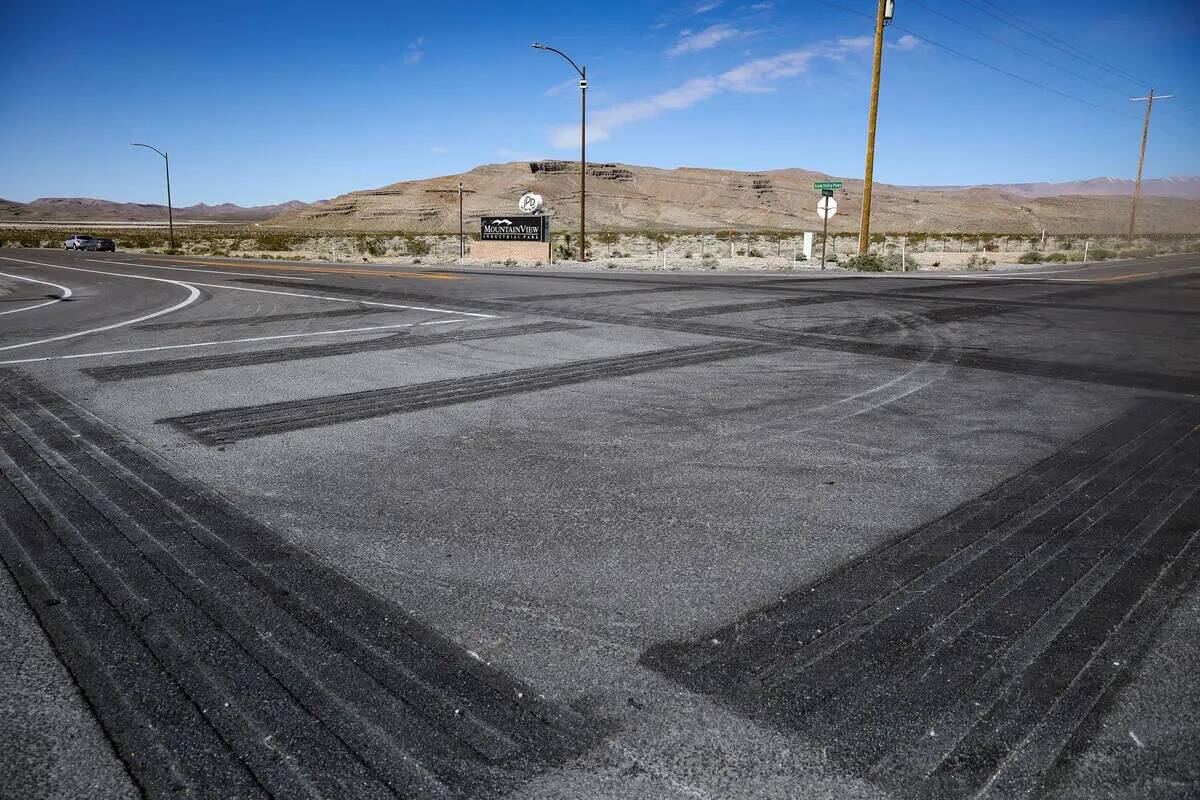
0,197 -> 312,223
917,175 -> 1200,201
269,162 -> 1200,234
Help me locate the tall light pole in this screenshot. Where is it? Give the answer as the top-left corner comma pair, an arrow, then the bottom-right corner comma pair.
533,43 -> 587,261
1127,89 -> 1172,239
131,143 -> 174,250
858,0 -> 894,255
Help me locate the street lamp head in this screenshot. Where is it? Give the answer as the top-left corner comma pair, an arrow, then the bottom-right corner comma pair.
532,43 -> 546,49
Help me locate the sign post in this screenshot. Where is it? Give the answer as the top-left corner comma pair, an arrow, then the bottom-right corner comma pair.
814,182 -> 842,270
817,195 -> 838,270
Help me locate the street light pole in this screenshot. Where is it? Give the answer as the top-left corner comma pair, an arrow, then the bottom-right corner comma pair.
131,142 -> 174,250
858,0 -> 894,255
533,43 -> 587,261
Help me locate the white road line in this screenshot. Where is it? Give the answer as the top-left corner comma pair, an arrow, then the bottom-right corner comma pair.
0,270 -> 74,315
0,255 -> 200,352
0,318 -> 473,365
90,259 -> 496,319
93,259 -> 315,281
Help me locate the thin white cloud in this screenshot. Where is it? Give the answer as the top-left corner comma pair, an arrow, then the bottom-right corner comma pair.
668,23 -> 739,56
544,77 -> 579,96
549,37 -> 883,148
749,2 -> 773,9
694,1 -> 722,12
404,37 -> 424,65
430,145 -> 447,155
890,33 -> 919,50
836,36 -> 873,51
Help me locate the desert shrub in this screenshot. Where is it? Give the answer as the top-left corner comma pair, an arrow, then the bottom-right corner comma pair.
847,252 -> 886,272
1088,248 -> 1115,261
683,251 -> 692,259
748,248 -> 764,258
401,235 -> 431,257
356,236 -> 386,257
1118,247 -> 1154,259
594,231 -> 619,245
254,232 -> 293,251
883,251 -> 916,270
554,242 -> 575,261
869,233 -> 885,244
966,254 -> 995,268
503,258 -> 517,266
1017,251 -> 1042,264
701,255 -> 718,269
14,232 -> 45,247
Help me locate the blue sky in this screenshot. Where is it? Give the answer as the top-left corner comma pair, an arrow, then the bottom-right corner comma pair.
1,0 -> 1197,206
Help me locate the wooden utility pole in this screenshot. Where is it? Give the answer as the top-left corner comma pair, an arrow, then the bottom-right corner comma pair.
1128,89 -> 1172,239
858,0 -> 892,255
424,183 -> 476,258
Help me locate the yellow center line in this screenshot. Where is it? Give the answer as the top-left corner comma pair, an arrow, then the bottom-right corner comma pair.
133,256 -> 464,281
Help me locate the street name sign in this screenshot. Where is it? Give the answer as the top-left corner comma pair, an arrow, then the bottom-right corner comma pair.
813,180 -> 843,191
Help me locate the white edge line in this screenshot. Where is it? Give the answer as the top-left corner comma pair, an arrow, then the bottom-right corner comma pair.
0,269 -> 74,316
90,259 -> 496,319
0,256 -> 200,352
92,259 -> 315,281
0,318 -> 474,365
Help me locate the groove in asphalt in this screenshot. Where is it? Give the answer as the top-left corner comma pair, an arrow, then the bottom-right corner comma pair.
160,341 -> 783,445
133,306 -> 397,331
0,369 -> 603,799
642,400 -> 1200,798
83,321 -> 586,382
234,279 -> 1200,395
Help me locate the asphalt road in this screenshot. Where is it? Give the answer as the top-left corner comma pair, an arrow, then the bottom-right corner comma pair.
0,247 -> 1197,800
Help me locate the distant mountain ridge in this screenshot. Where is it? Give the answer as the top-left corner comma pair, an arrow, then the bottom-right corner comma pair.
0,197 -> 313,222
4,170 -> 1198,232
913,175 -> 1200,201
267,162 -> 1200,234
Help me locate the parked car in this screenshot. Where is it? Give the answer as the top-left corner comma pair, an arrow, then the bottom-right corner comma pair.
64,234 -> 97,250
63,235 -> 116,252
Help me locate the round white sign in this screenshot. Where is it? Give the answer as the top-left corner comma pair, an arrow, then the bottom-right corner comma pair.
518,192 -> 544,214
817,196 -> 838,220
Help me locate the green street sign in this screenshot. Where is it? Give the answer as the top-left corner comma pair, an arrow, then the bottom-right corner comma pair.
813,180 -> 844,190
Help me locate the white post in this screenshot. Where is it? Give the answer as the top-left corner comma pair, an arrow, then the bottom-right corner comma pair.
1083,239 -> 1090,263
1041,229 -> 1046,249
901,235 -> 907,272
663,247 -> 667,270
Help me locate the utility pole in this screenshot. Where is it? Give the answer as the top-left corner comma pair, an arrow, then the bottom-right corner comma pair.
131,143 -> 174,250
1128,89 -> 1172,239
858,0 -> 894,255
533,43 -> 588,261
425,182 -> 476,259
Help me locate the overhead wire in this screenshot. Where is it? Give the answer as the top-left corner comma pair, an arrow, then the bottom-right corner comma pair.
907,0 -> 1128,97
813,0 -> 1141,120
955,0 -> 1153,88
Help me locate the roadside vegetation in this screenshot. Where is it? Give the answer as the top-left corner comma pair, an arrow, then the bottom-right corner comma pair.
1,226 -> 1196,269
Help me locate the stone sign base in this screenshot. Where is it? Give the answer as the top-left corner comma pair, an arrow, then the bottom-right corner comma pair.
471,240 -> 551,264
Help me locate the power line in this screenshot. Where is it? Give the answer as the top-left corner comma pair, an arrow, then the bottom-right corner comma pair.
814,0 -> 1140,121
908,0 -> 1127,97
956,0 -> 1153,89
